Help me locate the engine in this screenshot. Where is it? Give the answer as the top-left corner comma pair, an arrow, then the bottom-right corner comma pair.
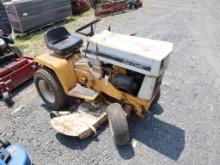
0,35 -> 21,63
101,63 -> 145,95
111,74 -> 138,94
85,30 -> 172,100
0,38 -> 6,55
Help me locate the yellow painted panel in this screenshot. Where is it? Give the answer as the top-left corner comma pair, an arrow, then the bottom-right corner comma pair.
35,54 -> 77,93
93,78 -> 151,117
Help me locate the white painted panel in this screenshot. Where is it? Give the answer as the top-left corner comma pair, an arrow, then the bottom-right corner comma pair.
86,53 -> 152,75
138,76 -> 157,100
88,30 -> 173,77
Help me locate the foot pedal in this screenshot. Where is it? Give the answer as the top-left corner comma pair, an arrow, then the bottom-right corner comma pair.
68,84 -> 99,100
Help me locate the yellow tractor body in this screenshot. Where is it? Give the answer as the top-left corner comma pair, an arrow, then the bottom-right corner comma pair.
34,21 -> 173,145
35,53 -> 157,118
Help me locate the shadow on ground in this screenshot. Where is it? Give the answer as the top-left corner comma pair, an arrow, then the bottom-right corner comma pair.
55,104 -> 185,161
12,79 -> 33,96
117,104 -> 185,161
55,122 -> 108,150
41,97 -> 80,113
0,79 -> 33,106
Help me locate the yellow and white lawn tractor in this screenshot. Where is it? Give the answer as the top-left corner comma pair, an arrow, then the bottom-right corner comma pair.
34,20 -> 173,145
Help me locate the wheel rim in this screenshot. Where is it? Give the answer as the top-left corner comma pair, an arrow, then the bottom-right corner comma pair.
38,79 -> 55,103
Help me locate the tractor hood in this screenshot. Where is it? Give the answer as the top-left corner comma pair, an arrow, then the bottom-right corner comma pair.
86,30 -> 173,77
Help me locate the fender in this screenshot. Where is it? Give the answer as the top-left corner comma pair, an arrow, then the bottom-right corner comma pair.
35,53 -> 77,93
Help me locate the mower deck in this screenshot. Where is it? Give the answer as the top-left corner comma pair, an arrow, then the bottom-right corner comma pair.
50,101 -> 107,139
0,57 -> 38,97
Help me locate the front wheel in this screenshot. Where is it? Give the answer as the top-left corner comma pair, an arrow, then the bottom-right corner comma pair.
34,68 -> 67,111
107,103 -> 130,145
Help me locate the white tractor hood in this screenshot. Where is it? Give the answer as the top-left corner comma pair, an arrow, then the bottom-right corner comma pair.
86,30 -> 173,77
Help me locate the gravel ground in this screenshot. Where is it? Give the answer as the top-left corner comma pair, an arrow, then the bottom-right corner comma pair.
1,0 -> 220,164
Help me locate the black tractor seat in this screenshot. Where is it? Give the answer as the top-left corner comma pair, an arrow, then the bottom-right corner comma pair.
44,27 -> 83,55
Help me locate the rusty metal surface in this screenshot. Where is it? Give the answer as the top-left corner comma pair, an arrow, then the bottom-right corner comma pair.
71,0 -> 90,15
0,57 -> 39,96
67,84 -> 99,100
94,0 -> 126,17
50,101 -> 107,139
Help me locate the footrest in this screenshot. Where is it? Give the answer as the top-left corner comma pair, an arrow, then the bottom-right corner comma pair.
68,84 -> 99,100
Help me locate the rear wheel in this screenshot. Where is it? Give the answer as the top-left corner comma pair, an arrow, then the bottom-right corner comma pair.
107,103 -> 130,145
34,68 -> 67,111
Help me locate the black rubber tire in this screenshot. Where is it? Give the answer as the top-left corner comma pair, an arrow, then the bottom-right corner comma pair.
34,68 -> 67,111
0,137 -> 11,148
151,89 -> 161,106
107,103 -> 130,145
134,4 -> 139,9
2,92 -> 14,107
139,2 -> 143,7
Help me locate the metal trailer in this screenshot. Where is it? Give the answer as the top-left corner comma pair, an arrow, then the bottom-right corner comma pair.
3,0 -> 72,34
0,57 -> 38,104
94,0 -> 126,17
0,2 -> 11,34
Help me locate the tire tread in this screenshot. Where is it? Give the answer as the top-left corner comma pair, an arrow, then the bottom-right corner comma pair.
34,68 -> 67,110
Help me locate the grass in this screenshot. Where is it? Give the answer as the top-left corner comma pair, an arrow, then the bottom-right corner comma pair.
15,10 -> 94,57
